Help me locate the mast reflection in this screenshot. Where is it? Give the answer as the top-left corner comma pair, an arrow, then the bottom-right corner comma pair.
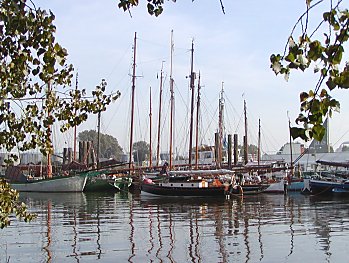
43,200 -> 52,263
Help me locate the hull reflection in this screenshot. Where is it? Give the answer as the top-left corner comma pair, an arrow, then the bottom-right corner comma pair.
1,192 -> 348,262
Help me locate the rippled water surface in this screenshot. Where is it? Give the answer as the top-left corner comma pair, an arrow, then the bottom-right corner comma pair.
1,192 -> 349,262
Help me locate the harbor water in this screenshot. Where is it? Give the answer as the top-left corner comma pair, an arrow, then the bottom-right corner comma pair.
1,191 -> 349,262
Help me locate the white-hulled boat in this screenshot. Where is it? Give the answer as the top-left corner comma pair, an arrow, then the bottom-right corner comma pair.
10,175 -> 87,192
5,164 -> 88,193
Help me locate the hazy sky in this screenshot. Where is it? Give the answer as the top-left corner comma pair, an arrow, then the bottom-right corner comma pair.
34,0 -> 349,155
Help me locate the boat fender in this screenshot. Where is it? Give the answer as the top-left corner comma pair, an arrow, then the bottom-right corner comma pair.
143,178 -> 153,184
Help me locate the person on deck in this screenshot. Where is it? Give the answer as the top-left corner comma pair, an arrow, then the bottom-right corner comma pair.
160,162 -> 169,175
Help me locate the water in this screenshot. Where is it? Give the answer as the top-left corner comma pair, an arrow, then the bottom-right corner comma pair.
1,192 -> 349,263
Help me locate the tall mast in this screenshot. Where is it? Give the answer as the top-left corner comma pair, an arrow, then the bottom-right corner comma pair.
257,119 -> 261,166
169,30 -> 174,170
195,72 -> 201,169
149,86 -> 152,169
129,32 -> 137,171
218,82 -> 224,168
156,63 -> 164,167
244,100 -> 248,165
96,110 -> 101,169
288,115 -> 293,175
188,40 -> 195,167
47,81 -> 52,178
73,72 -> 78,161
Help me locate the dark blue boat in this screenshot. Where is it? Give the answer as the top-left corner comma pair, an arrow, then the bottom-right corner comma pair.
141,178 -> 268,197
308,179 -> 349,195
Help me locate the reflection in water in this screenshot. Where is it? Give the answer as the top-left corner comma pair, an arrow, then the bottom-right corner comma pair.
243,214 -> 250,263
96,203 -> 102,259
194,215 -> 201,263
2,192 -> 349,262
128,195 -> 135,263
257,214 -> 264,262
72,209 -> 79,262
167,213 -> 175,263
43,200 -> 52,263
286,195 -> 295,257
155,208 -> 163,262
147,206 -> 154,260
188,211 -> 195,262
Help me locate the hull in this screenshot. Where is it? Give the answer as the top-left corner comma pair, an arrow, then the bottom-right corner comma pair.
141,182 -> 268,197
264,180 -> 304,193
236,184 -> 269,195
10,175 -> 87,192
141,182 -> 225,196
84,177 -> 117,192
309,179 -> 349,195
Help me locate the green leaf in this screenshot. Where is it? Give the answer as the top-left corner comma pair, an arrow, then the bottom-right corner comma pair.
326,78 -> 337,90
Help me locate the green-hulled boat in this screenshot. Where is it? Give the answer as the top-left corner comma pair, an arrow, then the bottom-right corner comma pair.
82,170 -> 118,192
82,170 -> 133,192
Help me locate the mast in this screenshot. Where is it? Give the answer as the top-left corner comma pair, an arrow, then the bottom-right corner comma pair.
257,119 -> 261,166
96,111 -> 101,169
47,81 -> 52,178
288,115 -> 293,175
169,30 -> 174,170
188,40 -> 195,167
129,32 -> 137,171
195,72 -> 201,169
156,63 -> 164,167
149,86 -> 152,169
244,100 -> 248,165
73,72 -> 78,161
218,82 -> 224,168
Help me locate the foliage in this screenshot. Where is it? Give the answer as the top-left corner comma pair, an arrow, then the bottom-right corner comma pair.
0,0 -> 119,228
0,179 -> 36,229
78,130 -> 124,161
0,0 -> 120,162
238,144 -> 258,156
117,0 -> 226,16
132,140 -> 150,164
118,0 -> 169,16
270,0 -> 348,142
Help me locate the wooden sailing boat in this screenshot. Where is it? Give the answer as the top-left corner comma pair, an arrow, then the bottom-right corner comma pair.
141,38 -> 270,196
6,81 -> 87,192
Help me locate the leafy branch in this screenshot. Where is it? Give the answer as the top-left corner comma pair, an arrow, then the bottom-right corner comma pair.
117,0 -> 225,16
270,0 -> 348,141
0,179 -> 36,229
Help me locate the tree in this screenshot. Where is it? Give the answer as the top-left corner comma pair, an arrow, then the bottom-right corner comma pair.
78,130 -> 124,161
271,1 -> 347,142
132,140 -> 150,164
0,0 -> 120,228
0,179 -> 36,229
238,144 -> 258,158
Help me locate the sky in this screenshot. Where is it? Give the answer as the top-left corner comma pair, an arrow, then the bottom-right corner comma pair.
34,0 -> 349,156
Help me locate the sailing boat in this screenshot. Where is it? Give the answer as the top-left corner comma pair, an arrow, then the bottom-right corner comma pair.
5,168 -> 87,192
82,111 -> 128,192
5,81 -> 87,192
141,39 -> 267,197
